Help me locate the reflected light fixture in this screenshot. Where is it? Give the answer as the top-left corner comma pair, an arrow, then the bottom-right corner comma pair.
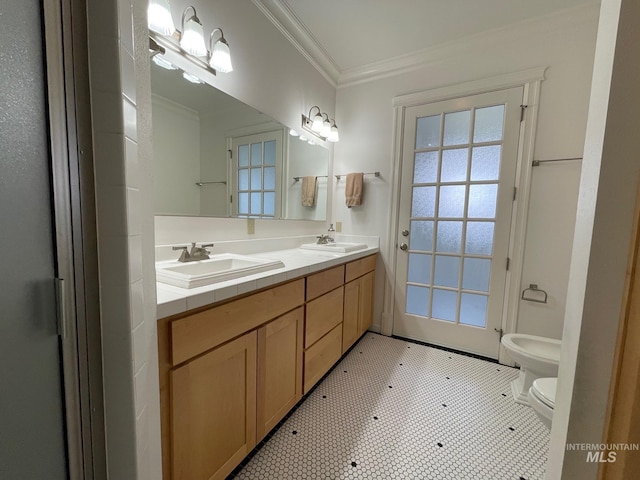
328,120 -> 340,142
148,0 -> 175,36
209,28 -> 233,73
182,71 -> 204,84
289,129 -> 299,137
180,6 -> 207,56
152,55 -> 177,70
301,106 -> 339,142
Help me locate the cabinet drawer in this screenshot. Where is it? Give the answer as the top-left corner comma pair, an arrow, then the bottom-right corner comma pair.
303,323 -> 342,393
306,265 -> 345,301
305,286 -> 344,348
171,279 -> 304,366
345,254 -> 376,283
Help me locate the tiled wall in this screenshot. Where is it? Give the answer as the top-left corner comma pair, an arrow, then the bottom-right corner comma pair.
88,0 -> 161,478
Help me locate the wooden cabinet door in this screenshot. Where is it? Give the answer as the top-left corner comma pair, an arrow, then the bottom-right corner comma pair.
358,271 -> 375,334
342,279 -> 360,353
257,307 -> 303,441
171,331 -> 257,480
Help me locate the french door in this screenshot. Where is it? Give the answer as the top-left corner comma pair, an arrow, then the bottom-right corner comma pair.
393,87 -> 523,358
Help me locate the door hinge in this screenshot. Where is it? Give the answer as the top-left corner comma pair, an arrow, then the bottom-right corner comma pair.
506,257 -> 511,271
230,194 -> 233,203
513,187 -> 517,201
54,277 -> 67,339
520,105 -> 528,122
228,149 -> 233,159
494,327 -> 504,338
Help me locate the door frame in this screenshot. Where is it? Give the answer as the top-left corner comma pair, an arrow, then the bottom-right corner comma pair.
43,0 -> 106,477
381,67 -> 547,365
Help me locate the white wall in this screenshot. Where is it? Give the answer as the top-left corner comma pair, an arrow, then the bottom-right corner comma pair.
548,0 -> 640,477
152,95 -> 201,215
332,5 -> 599,334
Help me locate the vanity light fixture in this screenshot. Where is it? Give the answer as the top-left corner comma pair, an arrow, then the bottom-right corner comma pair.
180,6 -> 207,57
328,120 -> 340,143
148,0 -> 175,36
209,28 -> 233,73
301,107 -> 340,142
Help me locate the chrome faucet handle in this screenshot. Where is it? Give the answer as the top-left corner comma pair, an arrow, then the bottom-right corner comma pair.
172,245 -> 190,262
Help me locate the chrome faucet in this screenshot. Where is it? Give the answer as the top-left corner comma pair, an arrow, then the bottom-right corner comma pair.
316,224 -> 336,244
172,242 -> 214,262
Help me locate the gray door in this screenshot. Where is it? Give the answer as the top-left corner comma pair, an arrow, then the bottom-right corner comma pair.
0,0 -> 68,477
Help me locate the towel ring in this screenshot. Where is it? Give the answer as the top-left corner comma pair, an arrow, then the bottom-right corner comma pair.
521,284 -> 548,304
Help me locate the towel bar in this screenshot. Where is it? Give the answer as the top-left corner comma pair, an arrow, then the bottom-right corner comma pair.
335,171 -> 380,180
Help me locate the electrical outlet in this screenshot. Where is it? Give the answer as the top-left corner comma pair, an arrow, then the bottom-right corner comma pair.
247,218 -> 255,234
335,221 -> 342,232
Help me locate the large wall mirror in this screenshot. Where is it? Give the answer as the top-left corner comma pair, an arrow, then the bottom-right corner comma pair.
150,40 -> 329,221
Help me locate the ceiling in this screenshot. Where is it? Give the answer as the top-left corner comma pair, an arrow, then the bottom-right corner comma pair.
259,0 -> 599,80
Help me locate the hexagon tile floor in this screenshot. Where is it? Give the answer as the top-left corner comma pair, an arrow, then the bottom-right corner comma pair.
229,333 -> 549,480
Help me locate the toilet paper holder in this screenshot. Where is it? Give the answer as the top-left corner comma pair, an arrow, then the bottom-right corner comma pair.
521,284 -> 548,304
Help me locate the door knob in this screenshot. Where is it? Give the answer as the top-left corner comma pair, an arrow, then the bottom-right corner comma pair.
400,242 -> 408,251
402,229 -> 409,237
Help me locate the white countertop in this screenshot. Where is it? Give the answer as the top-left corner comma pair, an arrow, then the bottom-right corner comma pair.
156,237 -> 379,319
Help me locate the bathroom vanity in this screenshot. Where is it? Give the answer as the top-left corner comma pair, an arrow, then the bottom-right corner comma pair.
156,246 -> 377,480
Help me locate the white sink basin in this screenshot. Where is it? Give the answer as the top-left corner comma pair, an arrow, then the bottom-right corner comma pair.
156,254 -> 285,289
299,242 -> 368,253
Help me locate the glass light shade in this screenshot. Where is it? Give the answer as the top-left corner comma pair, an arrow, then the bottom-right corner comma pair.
148,0 -> 175,36
289,129 -> 299,137
180,18 -> 207,56
311,113 -> 324,132
299,134 -> 308,141
209,39 -> 233,73
321,119 -> 331,137
328,125 -> 340,142
152,55 -> 177,70
308,139 -> 315,145
182,71 -> 203,84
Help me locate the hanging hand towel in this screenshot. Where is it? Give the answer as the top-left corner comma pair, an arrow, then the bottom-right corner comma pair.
301,176 -> 317,207
345,172 -> 364,207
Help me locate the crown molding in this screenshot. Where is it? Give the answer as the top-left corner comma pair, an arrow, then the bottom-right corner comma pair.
338,3 -> 600,88
253,1 -> 600,90
252,0 -> 340,87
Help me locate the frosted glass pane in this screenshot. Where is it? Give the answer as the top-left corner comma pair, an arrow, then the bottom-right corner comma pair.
409,220 -> 433,251
414,151 -> 438,183
238,192 -> 249,214
263,192 -> 275,216
411,186 -> 436,217
250,168 -> 262,189
250,143 -> 262,166
462,258 -> 491,292
432,289 -> 457,322
238,144 -> 249,167
416,115 -> 440,149
438,185 -> 466,218
441,148 -> 468,182
264,140 -> 276,166
468,184 -> 498,218
443,110 -> 470,146
465,222 -> 494,255
460,294 -> 488,327
238,169 -> 249,190
408,253 -> 431,284
250,192 -> 261,214
436,221 -> 462,253
406,285 -> 429,317
434,255 -> 459,288
473,105 -> 504,143
264,167 -> 276,190
471,146 -> 501,181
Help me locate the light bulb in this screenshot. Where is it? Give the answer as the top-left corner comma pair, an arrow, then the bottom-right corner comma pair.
180,9 -> 207,56
311,112 -> 324,132
209,37 -> 233,73
328,125 -> 339,142
321,118 -> 331,137
148,0 -> 175,36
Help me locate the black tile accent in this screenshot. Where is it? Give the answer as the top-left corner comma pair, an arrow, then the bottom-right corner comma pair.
373,416 -> 379,420
509,427 -> 515,431
322,395 -> 327,398
437,442 -> 443,448
399,363 -> 403,366
292,430 -> 297,435
519,477 -> 527,480
343,370 -> 348,373
501,393 -> 507,397
392,334 -> 499,364
351,461 -> 358,467
446,377 -> 450,380
442,404 -> 447,407
388,385 -> 393,388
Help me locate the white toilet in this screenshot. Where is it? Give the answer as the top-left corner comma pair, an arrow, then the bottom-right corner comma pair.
528,377 -> 556,429
501,333 -> 561,405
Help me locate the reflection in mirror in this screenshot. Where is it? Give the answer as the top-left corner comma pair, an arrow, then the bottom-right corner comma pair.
150,52 -> 329,221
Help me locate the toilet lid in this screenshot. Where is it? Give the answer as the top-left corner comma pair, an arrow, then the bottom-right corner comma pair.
532,378 -> 556,408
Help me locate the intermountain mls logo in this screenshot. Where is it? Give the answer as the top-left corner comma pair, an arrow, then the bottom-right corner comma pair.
566,443 -> 640,463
